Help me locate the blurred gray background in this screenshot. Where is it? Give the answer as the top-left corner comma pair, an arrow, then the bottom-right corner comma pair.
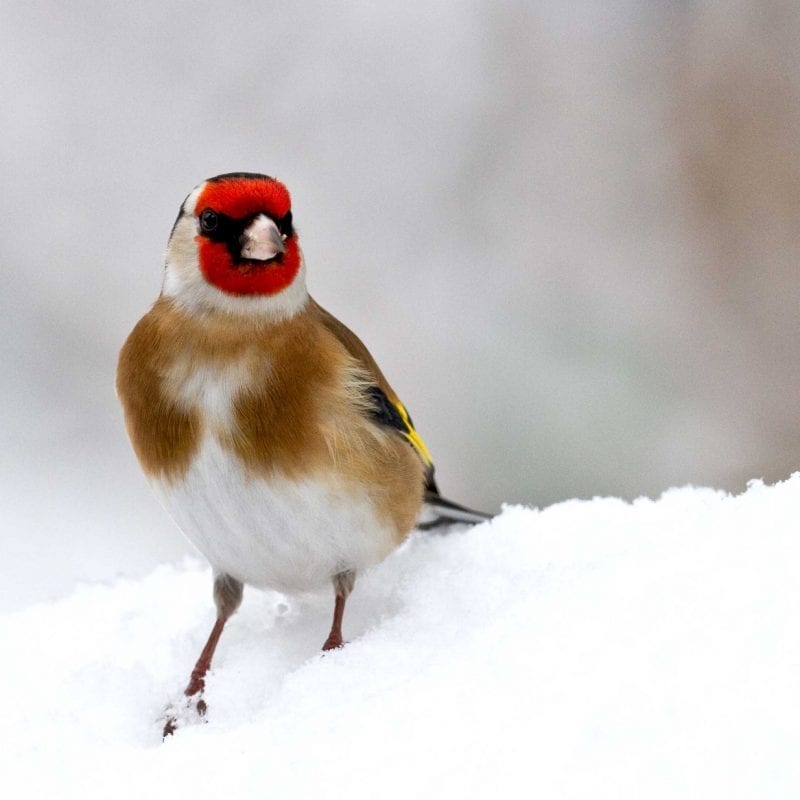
2,1 -> 799,612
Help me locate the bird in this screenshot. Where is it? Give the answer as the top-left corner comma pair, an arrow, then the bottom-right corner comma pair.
116,172 -> 490,736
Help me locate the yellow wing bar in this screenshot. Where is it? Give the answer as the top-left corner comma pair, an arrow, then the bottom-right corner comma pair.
392,399 -> 434,468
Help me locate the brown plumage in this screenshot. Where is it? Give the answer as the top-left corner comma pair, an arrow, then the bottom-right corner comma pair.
117,295 -> 424,536
117,173 -> 489,737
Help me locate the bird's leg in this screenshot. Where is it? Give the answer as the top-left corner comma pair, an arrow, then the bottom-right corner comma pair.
183,616 -> 226,702
163,573 -> 243,737
322,570 -> 355,651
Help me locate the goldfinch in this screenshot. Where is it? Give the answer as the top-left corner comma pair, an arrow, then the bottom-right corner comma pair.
116,172 -> 489,735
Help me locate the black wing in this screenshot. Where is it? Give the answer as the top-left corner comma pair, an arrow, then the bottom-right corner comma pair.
365,385 -> 492,528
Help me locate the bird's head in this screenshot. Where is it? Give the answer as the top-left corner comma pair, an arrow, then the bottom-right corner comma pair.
163,172 -> 307,318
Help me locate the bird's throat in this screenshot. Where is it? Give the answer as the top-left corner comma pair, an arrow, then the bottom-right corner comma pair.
198,236 -> 301,296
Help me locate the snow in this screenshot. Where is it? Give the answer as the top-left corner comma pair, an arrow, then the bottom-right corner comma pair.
2,477 -> 798,798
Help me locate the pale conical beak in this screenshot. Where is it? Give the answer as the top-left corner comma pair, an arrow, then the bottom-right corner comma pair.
239,214 -> 285,261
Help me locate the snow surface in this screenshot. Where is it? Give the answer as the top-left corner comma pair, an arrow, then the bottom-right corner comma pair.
2,477 -> 798,798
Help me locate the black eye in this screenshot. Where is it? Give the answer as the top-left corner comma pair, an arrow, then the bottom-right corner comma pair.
199,208 -> 219,232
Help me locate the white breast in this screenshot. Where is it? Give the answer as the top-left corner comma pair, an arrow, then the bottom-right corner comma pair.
150,357 -> 397,593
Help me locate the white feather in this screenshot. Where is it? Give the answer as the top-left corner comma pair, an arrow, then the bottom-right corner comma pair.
150,356 -> 395,593
163,357 -> 254,433
151,439 -> 396,593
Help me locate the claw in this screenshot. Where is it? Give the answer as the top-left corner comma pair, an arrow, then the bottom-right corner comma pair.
161,693 -> 208,739
162,614 -> 229,739
322,635 -> 345,651
162,716 -> 178,739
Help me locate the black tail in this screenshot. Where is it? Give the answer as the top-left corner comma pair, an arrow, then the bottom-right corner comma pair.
417,488 -> 494,530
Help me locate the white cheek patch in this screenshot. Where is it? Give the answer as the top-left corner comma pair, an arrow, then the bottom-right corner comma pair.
183,184 -> 203,215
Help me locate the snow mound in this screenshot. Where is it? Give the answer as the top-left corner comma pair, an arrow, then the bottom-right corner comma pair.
2,478 -> 798,798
